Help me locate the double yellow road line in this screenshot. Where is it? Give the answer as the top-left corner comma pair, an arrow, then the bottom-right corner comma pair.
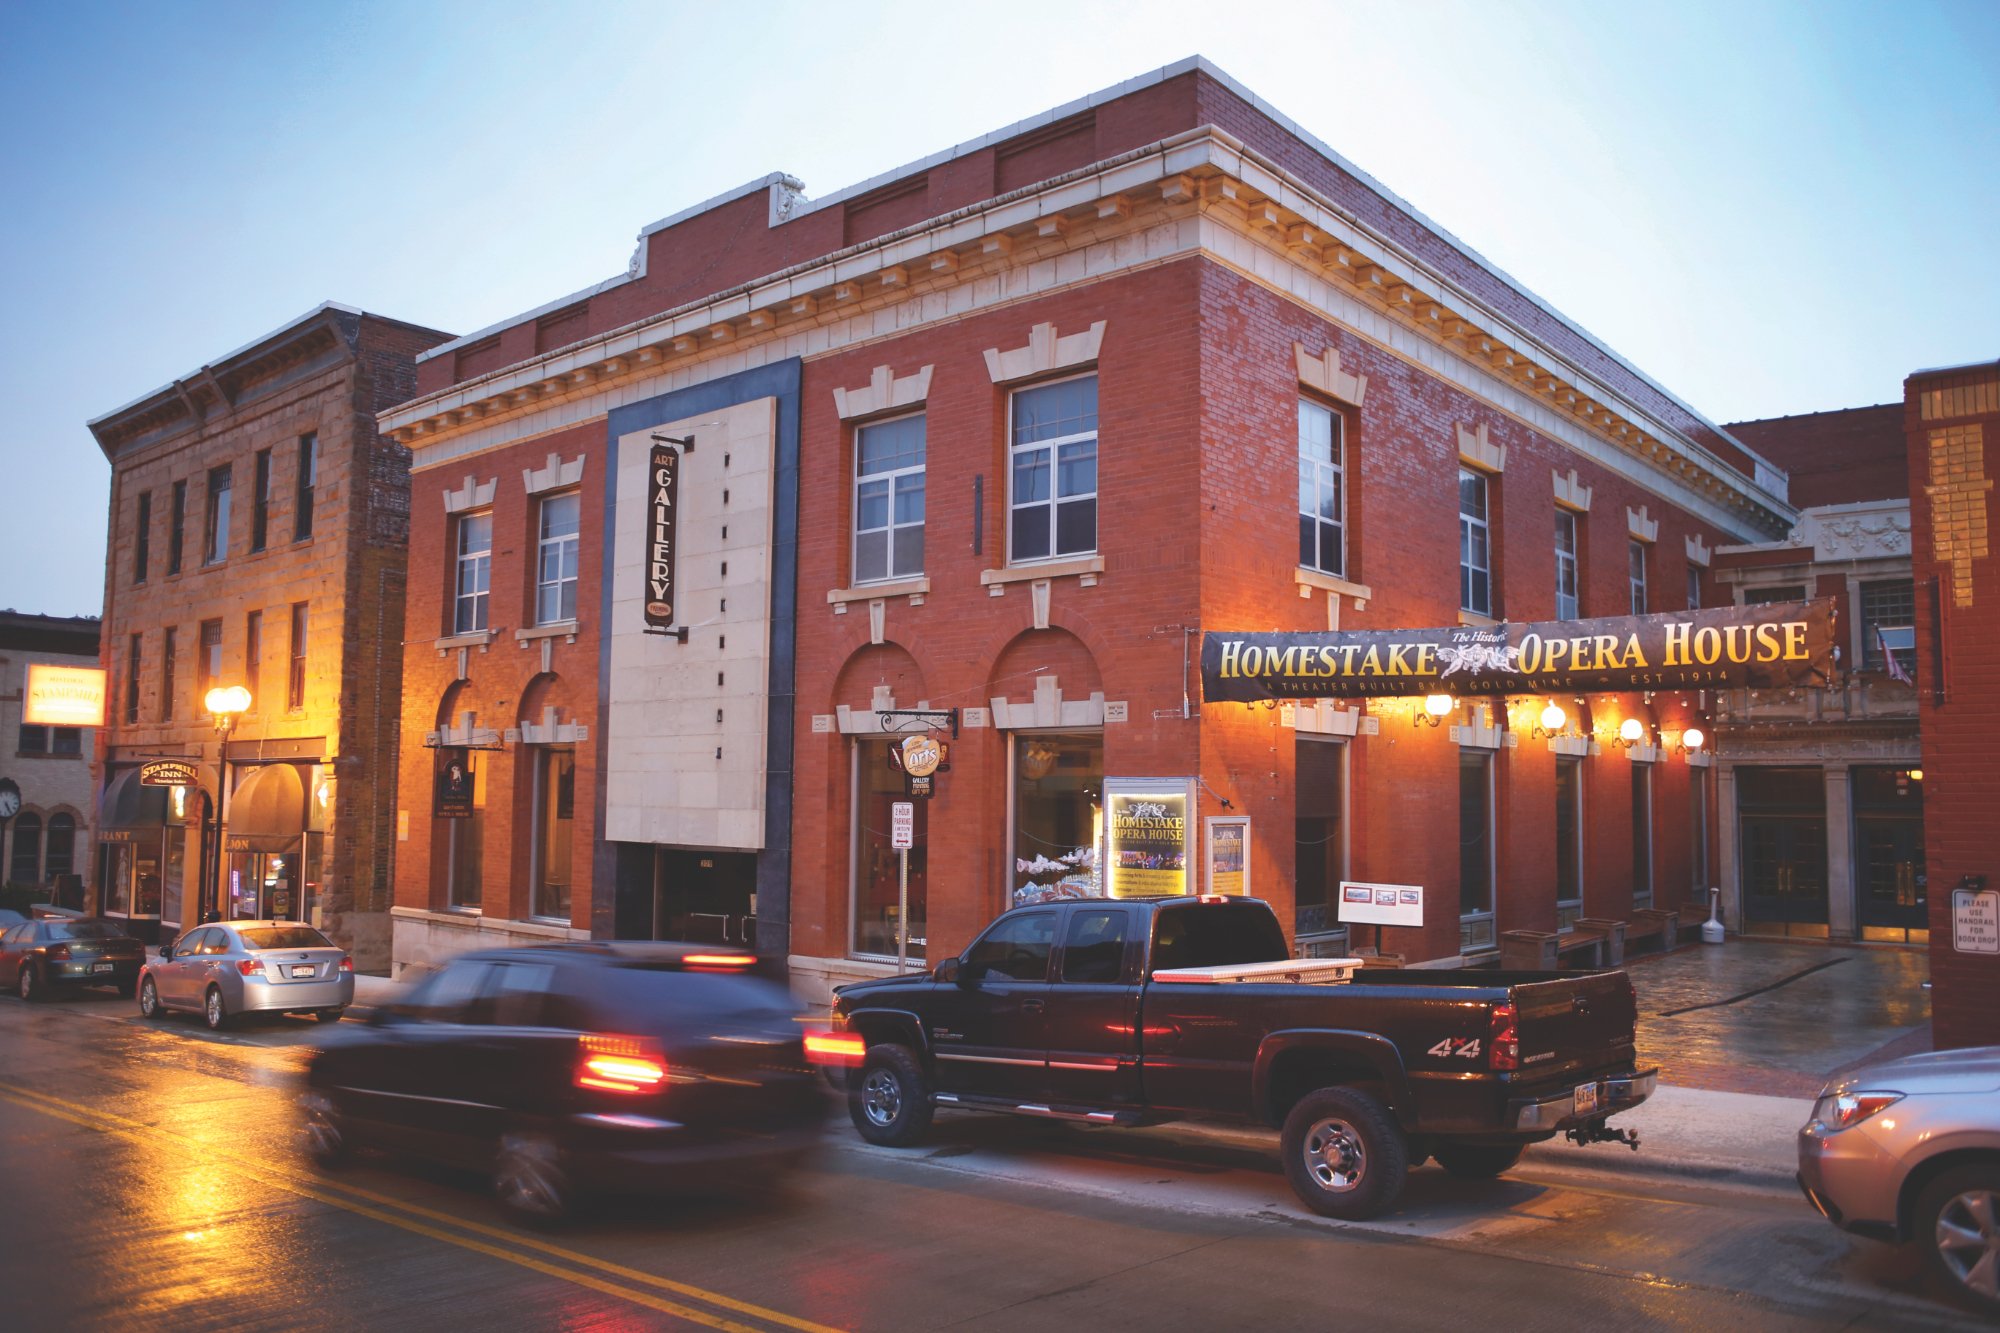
0,1083 -> 844,1332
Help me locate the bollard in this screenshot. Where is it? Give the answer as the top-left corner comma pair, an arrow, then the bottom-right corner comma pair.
1701,886 -> 1725,945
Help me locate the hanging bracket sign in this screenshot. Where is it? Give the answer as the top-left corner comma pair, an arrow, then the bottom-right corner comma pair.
1201,600 -> 1837,702
643,440 -> 680,632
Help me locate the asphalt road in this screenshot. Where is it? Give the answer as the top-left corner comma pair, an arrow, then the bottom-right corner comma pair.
0,988 -> 1981,1331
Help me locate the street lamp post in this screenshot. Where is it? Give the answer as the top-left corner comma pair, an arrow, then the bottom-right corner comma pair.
203,686 -> 251,922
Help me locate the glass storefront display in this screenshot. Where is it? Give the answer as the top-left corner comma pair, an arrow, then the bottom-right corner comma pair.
1011,733 -> 1102,907
1295,738 -> 1345,936
533,749 -> 575,921
854,738 -> 925,959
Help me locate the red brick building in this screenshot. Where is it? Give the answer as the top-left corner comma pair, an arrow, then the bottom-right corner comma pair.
379,59 -> 1796,992
90,305 -> 453,966
1904,359 -> 2000,1048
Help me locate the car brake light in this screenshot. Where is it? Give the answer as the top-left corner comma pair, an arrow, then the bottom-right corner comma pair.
339,955 -> 353,973
237,959 -> 264,977
1488,1003 -> 1520,1071
682,953 -> 755,969
576,1035 -> 669,1093
46,944 -> 70,961
804,1031 -> 867,1068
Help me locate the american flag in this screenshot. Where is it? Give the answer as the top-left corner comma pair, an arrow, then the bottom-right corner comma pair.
1880,628 -> 1914,685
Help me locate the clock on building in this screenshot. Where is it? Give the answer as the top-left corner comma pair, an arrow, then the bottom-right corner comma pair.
0,778 -> 21,820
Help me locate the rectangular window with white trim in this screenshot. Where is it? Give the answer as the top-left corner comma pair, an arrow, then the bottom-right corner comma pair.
1554,508 -> 1580,619
454,511 -> 492,635
1459,468 -> 1492,616
854,412 -> 925,583
1459,748 -> 1496,949
1009,375 -> 1097,563
1860,578 -> 1916,675
535,493 -> 580,625
1628,539 -> 1648,615
1631,761 -> 1654,908
1298,398 -> 1344,577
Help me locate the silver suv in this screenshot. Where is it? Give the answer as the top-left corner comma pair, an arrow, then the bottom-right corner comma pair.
1797,1045 -> 2000,1317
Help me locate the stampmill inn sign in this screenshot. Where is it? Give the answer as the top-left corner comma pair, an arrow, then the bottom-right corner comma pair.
1200,600 -> 1837,702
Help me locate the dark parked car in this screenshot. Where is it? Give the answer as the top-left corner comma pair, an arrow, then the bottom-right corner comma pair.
302,943 -> 826,1225
0,918 -> 145,1001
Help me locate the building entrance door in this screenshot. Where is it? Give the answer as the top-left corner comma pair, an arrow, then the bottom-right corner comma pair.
1853,766 -> 1926,942
650,849 -> 757,948
1738,767 -> 1828,937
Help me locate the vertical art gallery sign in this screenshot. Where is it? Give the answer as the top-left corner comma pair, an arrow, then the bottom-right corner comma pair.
644,441 -> 679,631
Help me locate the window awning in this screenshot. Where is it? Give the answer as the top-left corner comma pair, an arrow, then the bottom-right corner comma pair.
226,762 -> 306,853
98,768 -> 186,830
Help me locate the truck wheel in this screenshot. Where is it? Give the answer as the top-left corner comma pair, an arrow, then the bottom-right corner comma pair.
1914,1162 -> 2000,1317
1433,1142 -> 1526,1179
1281,1087 -> 1408,1220
848,1044 -> 934,1147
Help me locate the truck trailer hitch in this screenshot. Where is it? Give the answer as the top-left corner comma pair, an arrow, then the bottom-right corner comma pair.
1566,1121 -> 1641,1151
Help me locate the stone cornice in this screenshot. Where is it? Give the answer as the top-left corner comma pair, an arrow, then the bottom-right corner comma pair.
382,129 -> 1792,540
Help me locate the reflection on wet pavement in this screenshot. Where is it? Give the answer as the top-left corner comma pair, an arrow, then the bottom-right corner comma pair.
1628,940 -> 1930,1097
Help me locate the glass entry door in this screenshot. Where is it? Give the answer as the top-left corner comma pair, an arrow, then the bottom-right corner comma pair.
1853,766 -> 1926,941
1738,767 -> 1828,937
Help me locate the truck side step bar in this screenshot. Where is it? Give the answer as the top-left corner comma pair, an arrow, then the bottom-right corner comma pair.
934,1092 -> 1141,1126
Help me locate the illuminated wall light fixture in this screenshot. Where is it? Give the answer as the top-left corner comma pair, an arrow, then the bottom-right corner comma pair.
1615,717 -> 1646,750
1415,693 -> 1453,729
1533,702 -> 1568,739
1680,726 -> 1706,754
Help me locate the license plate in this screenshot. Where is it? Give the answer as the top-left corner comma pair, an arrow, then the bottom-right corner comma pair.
290,965 -> 316,978
1574,1081 -> 1600,1116
92,963 -> 114,973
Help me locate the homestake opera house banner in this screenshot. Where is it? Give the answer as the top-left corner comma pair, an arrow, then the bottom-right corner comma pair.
1201,600 -> 1836,702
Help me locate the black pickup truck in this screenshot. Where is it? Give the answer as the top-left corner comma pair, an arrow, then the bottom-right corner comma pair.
825,895 -> 1656,1219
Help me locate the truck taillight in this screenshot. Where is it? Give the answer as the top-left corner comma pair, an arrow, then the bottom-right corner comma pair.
576,1034 -> 669,1093
1488,1003 -> 1519,1071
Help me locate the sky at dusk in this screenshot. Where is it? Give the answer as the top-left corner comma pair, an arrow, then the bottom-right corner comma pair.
2,0 -> 1995,618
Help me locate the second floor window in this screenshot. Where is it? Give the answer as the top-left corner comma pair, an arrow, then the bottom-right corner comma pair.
1298,398 -> 1345,577
854,412 -> 925,584
288,602 -> 308,711
162,627 -> 178,721
168,479 -> 187,574
134,490 -> 151,584
251,449 -> 272,552
245,610 -> 262,699
1009,375 -> 1097,563
1459,468 -> 1491,616
1861,578 -> 1916,675
126,634 -> 141,724
535,493 -> 581,624
1629,539 -> 1648,615
204,465 -> 232,565
455,512 -> 492,634
1687,564 -> 1702,610
198,619 -> 222,699
1554,509 -> 1580,619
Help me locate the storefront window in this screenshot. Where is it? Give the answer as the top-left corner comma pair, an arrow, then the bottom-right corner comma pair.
227,850 -> 297,920
133,847 -> 162,917
1294,738 -> 1345,936
533,749 -> 575,921
853,739 -> 925,960
1631,762 -> 1654,908
446,753 -> 486,910
1459,749 -> 1494,918
1555,756 -> 1583,928
1011,733 -> 1103,907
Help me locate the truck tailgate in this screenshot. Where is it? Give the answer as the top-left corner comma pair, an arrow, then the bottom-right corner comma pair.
1510,971 -> 1637,1081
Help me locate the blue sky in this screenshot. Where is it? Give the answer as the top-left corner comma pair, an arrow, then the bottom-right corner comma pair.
2,0 -> 1995,617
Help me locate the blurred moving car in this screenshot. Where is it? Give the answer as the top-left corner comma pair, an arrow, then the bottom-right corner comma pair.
0,917 -> 144,1001
0,909 -> 26,929
1798,1045 -> 2000,1317
300,943 -> 825,1225
139,921 -> 354,1029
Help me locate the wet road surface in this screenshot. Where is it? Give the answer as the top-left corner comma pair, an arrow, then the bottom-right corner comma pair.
1,986 -> 1980,1331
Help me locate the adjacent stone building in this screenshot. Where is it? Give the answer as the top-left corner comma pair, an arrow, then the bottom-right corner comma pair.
1,612 -> 102,901
89,304 -> 453,963
379,59 -> 1798,991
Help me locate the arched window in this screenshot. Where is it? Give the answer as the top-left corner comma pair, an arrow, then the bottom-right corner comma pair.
9,812 -> 43,883
45,813 -> 76,879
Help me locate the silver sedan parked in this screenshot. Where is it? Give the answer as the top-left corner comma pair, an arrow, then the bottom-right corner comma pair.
138,921 -> 354,1030
1798,1045 -> 2000,1317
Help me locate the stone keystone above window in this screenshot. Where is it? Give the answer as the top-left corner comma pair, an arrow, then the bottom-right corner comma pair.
983,321 -> 1106,384
1458,422 -> 1505,472
833,363 -> 933,420
1627,505 -> 1660,542
442,475 -> 497,513
1553,467 -> 1592,511
1294,342 -> 1367,406
523,452 -> 586,495
1685,533 -> 1711,567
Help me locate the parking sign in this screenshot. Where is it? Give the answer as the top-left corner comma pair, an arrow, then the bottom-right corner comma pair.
891,801 -> 914,850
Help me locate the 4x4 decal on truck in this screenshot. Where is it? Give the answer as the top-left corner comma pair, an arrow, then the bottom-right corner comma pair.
1428,1037 -> 1482,1059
